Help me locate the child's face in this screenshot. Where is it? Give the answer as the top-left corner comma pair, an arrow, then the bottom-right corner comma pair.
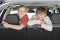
36,11 -> 46,20
18,7 -> 27,16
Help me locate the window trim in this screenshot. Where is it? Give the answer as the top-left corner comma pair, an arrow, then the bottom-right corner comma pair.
0,9 -> 7,23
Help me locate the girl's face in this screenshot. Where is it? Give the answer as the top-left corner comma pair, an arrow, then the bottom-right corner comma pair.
36,11 -> 47,20
18,7 -> 27,17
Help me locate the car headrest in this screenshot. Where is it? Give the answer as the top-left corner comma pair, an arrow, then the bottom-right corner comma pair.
52,13 -> 60,24
47,10 -> 52,20
5,14 -> 19,25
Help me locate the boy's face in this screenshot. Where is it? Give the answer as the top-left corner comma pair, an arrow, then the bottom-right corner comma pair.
36,11 -> 47,20
18,7 -> 27,16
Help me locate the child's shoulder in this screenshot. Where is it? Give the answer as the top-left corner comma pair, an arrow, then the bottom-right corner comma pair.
45,16 -> 50,19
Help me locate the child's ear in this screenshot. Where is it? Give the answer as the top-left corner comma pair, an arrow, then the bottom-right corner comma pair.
45,11 -> 47,15
45,11 -> 47,13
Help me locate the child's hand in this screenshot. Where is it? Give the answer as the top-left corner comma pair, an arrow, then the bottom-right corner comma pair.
39,15 -> 45,21
2,21 -> 7,24
2,21 -> 9,28
39,15 -> 46,24
40,21 -> 45,24
3,23 -> 9,28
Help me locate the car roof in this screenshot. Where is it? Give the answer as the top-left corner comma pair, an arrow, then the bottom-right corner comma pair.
0,1 -> 60,11
3,0 -> 60,3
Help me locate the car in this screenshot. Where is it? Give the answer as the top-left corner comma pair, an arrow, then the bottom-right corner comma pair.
0,2 -> 60,40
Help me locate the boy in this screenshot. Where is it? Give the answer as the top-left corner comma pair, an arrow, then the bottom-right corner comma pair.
3,5 -> 29,30
28,7 -> 53,31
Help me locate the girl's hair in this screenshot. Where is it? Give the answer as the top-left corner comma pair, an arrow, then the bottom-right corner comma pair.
36,7 -> 47,14
17,5 -> 27,10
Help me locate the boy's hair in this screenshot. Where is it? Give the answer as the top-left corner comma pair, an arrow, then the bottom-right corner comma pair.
18,5 -> 27,10
36,7 -> 47,14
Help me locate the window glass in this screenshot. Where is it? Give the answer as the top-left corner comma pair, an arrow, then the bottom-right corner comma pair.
9,6 -> 36,19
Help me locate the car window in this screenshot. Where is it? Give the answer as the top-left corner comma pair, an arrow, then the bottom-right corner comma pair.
5,6 -> 36,24
9,6 -> 36,19
54,8 -> 59,14
49,7 -> 60,24
9,5 -> 60,21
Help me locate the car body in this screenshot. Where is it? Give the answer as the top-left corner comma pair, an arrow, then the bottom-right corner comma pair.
0,1 -> 60,40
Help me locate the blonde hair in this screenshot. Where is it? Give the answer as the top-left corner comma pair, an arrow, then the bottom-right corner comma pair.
17,5 -> 27,11
17,5 -> 27,16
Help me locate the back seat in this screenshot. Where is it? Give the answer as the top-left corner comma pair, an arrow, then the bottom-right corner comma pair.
5,14 -> 19,25
52,13 -> 60,24
52,13 -> 60,27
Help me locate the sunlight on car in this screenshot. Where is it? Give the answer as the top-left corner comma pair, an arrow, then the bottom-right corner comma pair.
9,7 -> 36,19
10,10 -> 35,19
27,13 -> 35,19
10,10 -> 18,14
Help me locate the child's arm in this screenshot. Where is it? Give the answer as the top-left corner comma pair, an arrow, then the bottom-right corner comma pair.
3,22 -> 25,30
41,16 -> 53,31
28,20 -> 41,26
28,15 -> 41,26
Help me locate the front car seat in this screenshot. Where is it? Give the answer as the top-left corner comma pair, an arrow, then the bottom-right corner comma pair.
5,14 -> 19,25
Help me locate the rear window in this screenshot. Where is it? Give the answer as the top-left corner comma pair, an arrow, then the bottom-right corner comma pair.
9,6 -> 36,19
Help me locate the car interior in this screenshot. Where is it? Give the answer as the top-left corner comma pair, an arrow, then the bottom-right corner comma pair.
0,4 -> 60,40
4,5 -> 60,27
